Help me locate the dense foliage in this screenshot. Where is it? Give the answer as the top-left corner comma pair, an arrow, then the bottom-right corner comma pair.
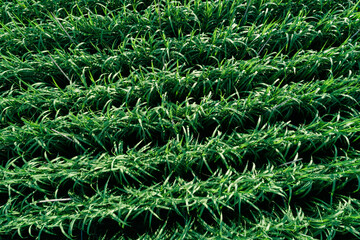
1,0 -> 360,239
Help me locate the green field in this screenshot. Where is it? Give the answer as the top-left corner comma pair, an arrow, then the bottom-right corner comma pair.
1,0 -> 360,239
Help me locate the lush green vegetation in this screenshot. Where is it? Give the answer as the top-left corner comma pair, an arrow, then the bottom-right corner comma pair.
1,0 -> 360,239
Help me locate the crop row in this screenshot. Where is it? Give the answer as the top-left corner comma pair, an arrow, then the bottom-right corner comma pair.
1,38 -> 360,98
2,8 -> 359,55
2,110 -> 360,169
2,150 -> 360,239
1,0 -> 356,33
2,71 -> 360,128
